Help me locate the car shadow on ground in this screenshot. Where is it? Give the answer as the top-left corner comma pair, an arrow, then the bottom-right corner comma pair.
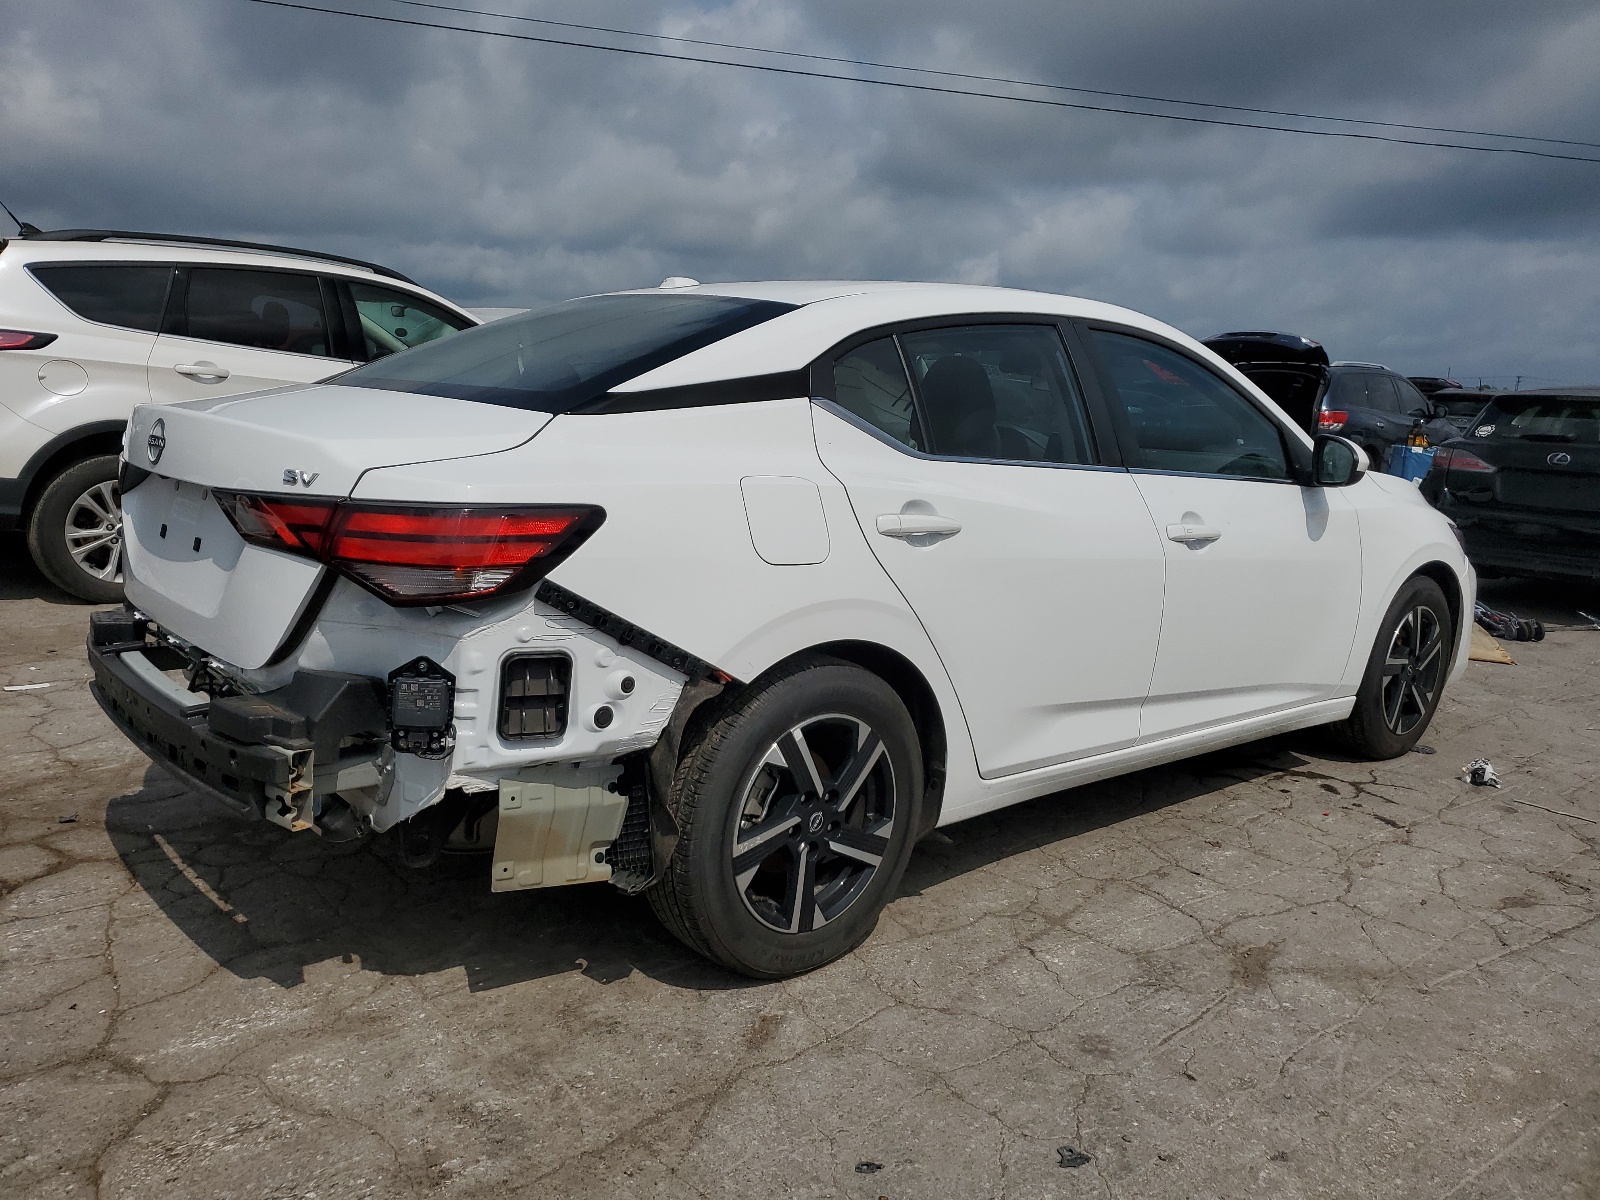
0,532 -> 88,606
104,736 -> 1317,995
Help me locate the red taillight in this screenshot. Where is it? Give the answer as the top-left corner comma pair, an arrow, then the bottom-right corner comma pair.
1317,409 -> 1349,431
217,493 -> 338,555
0,329 -> 58,351
1431,448 -> 1496,474
214,492 -> 604,605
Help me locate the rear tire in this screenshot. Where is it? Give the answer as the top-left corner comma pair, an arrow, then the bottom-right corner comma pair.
1332,576 -> 1453,759
647,657 -> 922,978
26,456 -> 124,603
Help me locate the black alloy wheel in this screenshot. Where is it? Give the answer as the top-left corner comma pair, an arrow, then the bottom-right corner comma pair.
731,714 -> 897,935
1334,574 -> 1454,759
647,657 -> 922,978
1379,603 -> 1445,737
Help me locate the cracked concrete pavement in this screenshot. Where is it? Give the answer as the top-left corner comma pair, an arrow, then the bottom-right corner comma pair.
2,534 -> 1597,1199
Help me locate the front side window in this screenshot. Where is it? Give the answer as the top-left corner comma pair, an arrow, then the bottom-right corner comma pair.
29,264 -> 172,332
898,325 -> 1096,464
340,293 -> 795,412
185,268 -> 330,357
1366,373 -> 1402,413
1326,370 -> 1373,411
1393,376 -> 1432,417
347,280 -> 472,360
1092,330 -> 1289,480
831,337 -> 920,450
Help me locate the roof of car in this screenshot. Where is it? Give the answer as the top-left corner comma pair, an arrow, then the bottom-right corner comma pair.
604,280 -> 1202,393
4,229 -> 415,284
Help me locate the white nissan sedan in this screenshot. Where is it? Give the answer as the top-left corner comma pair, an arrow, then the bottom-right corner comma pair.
92,281 -> 1474,977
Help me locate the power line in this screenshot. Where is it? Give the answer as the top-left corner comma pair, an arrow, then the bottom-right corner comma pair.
237,0 -> 1600,165
387,0 -> 1600,154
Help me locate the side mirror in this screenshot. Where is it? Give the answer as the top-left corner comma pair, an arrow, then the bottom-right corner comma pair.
1313,434 -> 1366,487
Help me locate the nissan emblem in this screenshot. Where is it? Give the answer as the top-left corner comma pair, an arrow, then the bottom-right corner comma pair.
146,418 -> 167,466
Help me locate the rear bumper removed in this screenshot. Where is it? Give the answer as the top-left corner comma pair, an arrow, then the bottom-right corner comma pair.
88,609 -> 389,830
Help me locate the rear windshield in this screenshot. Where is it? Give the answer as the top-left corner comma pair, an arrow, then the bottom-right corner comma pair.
1476,396 -> 1600,444
338,293 -> 795,412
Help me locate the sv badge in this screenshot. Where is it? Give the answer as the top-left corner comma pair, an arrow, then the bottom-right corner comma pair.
282,469 -> 321,487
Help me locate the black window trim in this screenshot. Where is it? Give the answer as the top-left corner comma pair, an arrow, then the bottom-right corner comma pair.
808,312 -> 1125,472
1073,318 -> 1315,487
25,259 -> 178,336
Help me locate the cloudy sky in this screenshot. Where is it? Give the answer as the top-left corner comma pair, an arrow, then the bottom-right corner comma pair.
6,0 -> 1600,383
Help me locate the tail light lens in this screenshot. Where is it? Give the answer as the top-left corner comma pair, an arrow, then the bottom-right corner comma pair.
0,329 -> 58,351
1317,409 -> 1349,432
214,492 -> 604,605
1430,448 -> 1496,475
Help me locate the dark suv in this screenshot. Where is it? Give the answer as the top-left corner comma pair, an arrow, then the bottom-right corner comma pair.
1202,334 -> 1457,466
1421,388 -> 1600,581
1318,364 -> 1458,464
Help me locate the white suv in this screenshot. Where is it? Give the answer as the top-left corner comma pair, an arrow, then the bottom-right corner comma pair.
0,228 -> 478,600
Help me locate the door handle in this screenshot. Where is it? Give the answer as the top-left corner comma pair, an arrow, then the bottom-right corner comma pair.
1166,522 -> 1221,545
174,362 -> 230,382
877,513 -> 962,538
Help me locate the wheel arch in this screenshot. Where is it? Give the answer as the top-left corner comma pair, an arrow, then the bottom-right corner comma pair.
18,421 -> 126,518
1413,559 -> 1466,666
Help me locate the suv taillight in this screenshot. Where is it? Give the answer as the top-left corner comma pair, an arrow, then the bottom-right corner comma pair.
214,492 -> 605,605
0,330 -> 58,351
1430,448 -> 1496,475
1317,409 -> 1349,431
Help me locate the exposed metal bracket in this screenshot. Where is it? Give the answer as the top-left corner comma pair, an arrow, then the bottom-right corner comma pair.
492,764 -> 627,891
262,743 -> 315,833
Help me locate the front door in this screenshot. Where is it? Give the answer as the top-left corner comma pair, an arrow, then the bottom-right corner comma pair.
147,266 -> 353,404
812,323 -> 1167,777
1085,328 -> 1362,741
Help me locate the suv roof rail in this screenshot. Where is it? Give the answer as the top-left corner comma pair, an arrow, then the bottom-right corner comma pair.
17,228 -> 417,284
1331,360 -> 1390,370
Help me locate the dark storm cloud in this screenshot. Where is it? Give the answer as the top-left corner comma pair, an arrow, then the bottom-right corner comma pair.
4,0 -> 1600,382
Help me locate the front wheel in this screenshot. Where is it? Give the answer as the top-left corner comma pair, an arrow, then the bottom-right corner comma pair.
647,658 -> 922,978
1333,575 -> 1453,759
26,455 -> 124,603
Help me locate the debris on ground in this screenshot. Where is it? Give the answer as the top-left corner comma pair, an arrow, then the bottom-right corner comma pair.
1469,624 -> 1516,665
57,813 -> 77,823
1475,602 -> 1544,642
854,1162 -> 883,1174
1057,1146 -> 1092,1169
3,682 -> 51,691
1410,744 -> 1436,755
1463,759 -> 1502,788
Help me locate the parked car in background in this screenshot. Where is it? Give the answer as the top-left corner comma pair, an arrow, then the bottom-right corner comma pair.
1409,375 -> 1462,396
1319,363 -> 1458,466
1430,387 -> 1498,433
1202,335 -> 1456,467
0,229 -> 478,600
1200,331 -> 1329,435
1421,387 -> 1600,582
91,280 -> 1473,977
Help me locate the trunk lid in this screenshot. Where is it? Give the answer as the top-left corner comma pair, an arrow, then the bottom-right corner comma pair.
122,386 -> 550,668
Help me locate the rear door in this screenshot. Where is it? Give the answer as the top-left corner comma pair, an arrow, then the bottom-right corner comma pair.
147,265 -> 355,402
1082,327 -> 1362,741
812,321 -> 1167,777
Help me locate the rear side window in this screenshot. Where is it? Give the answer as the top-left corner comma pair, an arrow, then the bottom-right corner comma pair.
832,337 -> 921,450
29,264 -> 171,332
1092,331 -> 1289,480
899,325 -> 1096,465
185,268 -> 330,357
347,280 -> 472,359
1476,397 -> 1600,444
340,293 -> 795,412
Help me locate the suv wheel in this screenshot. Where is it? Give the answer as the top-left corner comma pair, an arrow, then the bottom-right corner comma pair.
27,455 -> 125,603
1333,575 -> 1453,759
648,657 -> 922,978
